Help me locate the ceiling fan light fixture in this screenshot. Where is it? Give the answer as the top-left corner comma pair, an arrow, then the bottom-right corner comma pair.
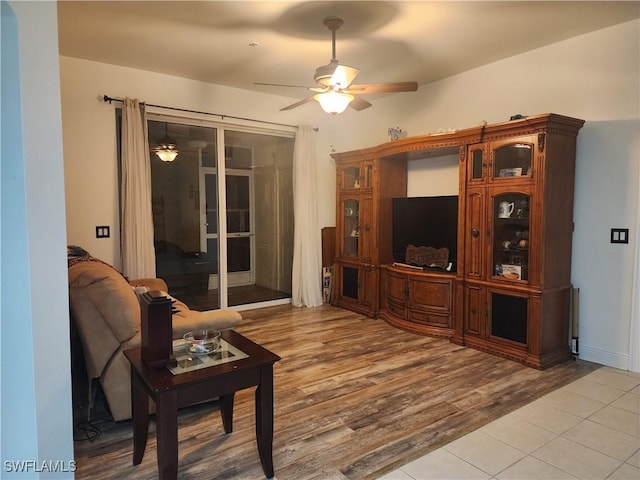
155,148 -> 179,162
154,135 -> 179,162
153,123 -> 179,162
258,16 -> 417,113
314,91 -> 354,115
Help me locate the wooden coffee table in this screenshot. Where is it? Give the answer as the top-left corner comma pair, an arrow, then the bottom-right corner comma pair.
124,330 -> 281,479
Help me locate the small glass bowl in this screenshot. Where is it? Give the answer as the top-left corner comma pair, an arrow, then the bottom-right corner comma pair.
183,329 -> 221,355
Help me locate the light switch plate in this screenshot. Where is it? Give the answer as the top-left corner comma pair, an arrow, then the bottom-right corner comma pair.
96,225 -> 110,238
610,228 -> 629,244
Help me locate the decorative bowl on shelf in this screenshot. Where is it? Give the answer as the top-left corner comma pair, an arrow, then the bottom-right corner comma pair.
183,329 -> 221,355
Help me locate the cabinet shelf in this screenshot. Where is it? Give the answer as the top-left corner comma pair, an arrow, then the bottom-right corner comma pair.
492,275 -> 527,282
495,217 -> 529,224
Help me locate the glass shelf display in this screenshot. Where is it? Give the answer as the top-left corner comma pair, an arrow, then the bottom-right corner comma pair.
343,166 -> 361,189
493,142 -> 533,179
341,163 -> 374,190
342,199 -> 360,258
492,193 -> 530,281
469,140 -> 534,183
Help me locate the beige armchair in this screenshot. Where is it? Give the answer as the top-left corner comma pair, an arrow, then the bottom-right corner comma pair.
68,249 -> 241,421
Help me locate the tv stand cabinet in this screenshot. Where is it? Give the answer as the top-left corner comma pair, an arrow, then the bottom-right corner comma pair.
332,113 -> 584,369
381,265 -> 457,339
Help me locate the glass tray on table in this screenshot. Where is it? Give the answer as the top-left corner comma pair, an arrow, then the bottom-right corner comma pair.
169,337 -> 248,375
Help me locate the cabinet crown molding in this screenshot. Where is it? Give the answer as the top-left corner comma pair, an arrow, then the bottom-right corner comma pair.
331,113 -> 585,162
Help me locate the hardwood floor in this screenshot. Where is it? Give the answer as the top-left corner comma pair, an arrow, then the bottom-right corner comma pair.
73,304 -> 600,480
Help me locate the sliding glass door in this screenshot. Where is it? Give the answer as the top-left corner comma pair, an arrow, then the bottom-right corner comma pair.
149,121 -> 221,308
148,118 -> 293,310
223,131 -> 294,306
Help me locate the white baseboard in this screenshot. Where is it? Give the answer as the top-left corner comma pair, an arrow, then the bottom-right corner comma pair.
578,344 -> 630,370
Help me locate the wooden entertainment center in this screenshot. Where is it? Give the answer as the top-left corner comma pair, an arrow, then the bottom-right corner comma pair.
331,113 -> 585,369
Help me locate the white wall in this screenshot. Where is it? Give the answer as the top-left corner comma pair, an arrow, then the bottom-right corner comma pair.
61,20 -> 639,370
1,1 -> 74,477
407,154 -> 459,197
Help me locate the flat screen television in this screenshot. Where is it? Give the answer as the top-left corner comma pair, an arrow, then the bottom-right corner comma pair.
392,195 -> 458,272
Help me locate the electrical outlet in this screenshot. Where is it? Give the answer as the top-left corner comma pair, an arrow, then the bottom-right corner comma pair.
610,228 -> 629,244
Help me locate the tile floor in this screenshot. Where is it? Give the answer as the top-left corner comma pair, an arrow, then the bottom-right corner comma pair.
378,366 -> 640,480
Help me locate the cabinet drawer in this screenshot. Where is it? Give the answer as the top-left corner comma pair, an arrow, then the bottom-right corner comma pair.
408,277 -> 452,312
409,309 -> 451,328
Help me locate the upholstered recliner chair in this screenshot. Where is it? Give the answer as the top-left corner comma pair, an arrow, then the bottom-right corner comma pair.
68,246 -> 241,421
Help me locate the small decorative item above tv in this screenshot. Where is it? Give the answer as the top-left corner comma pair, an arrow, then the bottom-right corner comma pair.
392,195 -> 458,272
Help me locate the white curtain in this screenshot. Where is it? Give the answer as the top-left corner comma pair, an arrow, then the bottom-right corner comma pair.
120,98 -> 156,279
291,125 -> 323,307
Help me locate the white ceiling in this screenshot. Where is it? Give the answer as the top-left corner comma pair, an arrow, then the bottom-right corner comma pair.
57,1 -> 639,105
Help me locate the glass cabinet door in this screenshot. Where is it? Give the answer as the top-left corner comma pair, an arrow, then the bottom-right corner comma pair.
341,265 -> 359,300
363,162 -> 374,189
490,291 -> 528,345
342,198 -> 360,258
491,139 -> 534,180
468,146 -> 485,182
492,192 -> 530,281
341,162 -> 374,190
342,165 -> 362,190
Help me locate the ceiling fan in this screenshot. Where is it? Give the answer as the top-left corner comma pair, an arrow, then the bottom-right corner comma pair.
255,17 -> 418,115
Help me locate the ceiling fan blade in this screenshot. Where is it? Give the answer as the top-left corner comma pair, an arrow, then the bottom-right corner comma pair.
280,96 -> 316,111
349,96 -> 372,111
345,81 -> 419,94
254,82 -> 312,89
330,65 -> 359,88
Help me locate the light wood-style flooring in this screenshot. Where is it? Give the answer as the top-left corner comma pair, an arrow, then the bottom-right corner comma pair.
72,304 -> 600,480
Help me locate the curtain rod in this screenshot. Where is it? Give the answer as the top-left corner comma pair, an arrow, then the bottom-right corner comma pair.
103,94 -> 298,130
